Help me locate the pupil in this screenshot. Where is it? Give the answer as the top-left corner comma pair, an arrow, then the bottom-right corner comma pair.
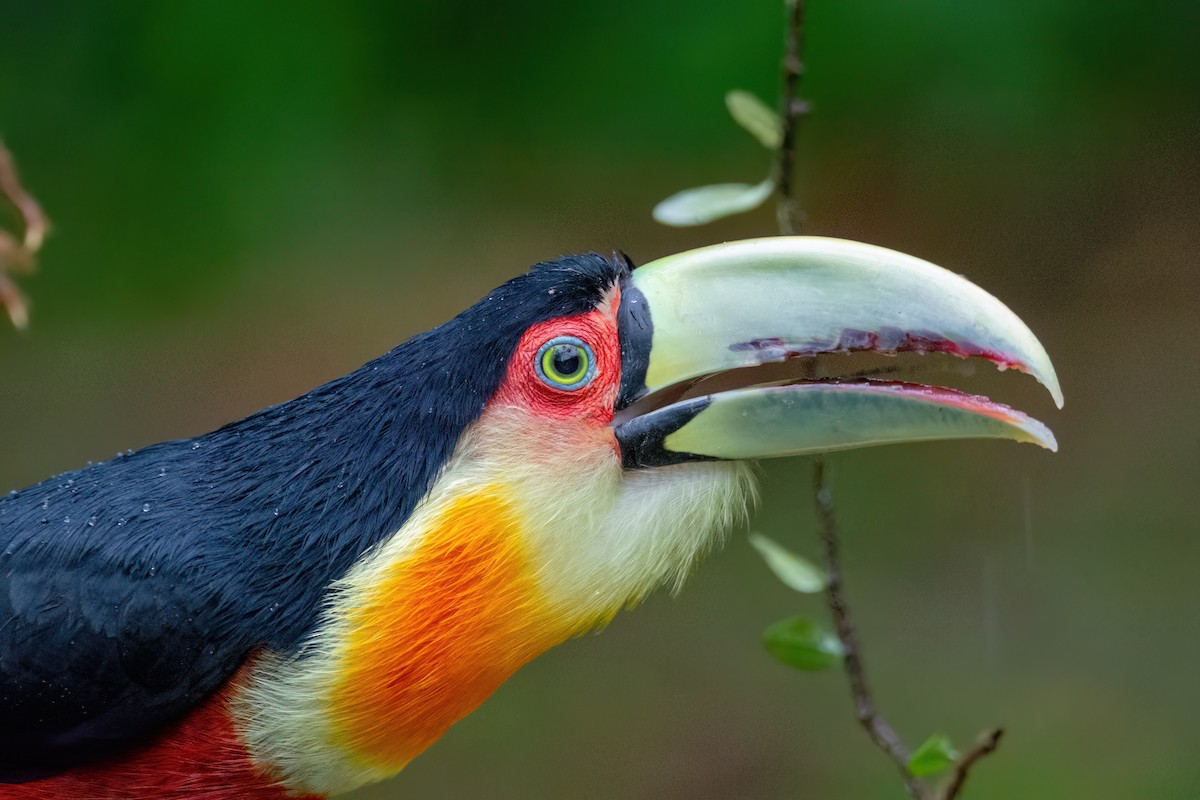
553,345 -> 581,376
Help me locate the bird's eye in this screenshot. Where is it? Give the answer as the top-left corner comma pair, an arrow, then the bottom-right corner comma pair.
536,336 -> 596,390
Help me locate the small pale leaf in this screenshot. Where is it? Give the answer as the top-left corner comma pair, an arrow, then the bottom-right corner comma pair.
748,532 -> 825,593
762,616 -> 844,671
653,179 -> 773,227
908,734 -> 960,777
725,90 -> 782,149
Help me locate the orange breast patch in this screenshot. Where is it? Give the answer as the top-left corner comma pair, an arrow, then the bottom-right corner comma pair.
328,491 -> 567,771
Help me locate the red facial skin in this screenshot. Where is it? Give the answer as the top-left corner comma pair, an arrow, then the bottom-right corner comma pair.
490,300 -> 622,429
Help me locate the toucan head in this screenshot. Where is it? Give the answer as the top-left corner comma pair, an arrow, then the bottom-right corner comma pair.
394,236 -> 1061,630
233,237 -> 1061,791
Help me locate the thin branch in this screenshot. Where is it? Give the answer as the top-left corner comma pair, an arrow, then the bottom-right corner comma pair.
940,728 -> 1003,800
775,0 -> 919,785
0,142 -> 47,255
772,4 -> 1004,796
775,6 -> 926,799
0,139 -> 48,330
775,0 -> 807,234
813,458 -> 927,799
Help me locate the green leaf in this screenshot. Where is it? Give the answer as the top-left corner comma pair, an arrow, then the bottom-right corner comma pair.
908,734 -> 960,777
762,616 -> 844,671
725,90 -> 782,149
652,179 -> 773,227
748,532 -> 826,593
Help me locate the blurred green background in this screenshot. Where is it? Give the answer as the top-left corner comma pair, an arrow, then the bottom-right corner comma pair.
1,1 -> 1197,797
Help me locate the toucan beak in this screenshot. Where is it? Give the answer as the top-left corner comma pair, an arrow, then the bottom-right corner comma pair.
613,237 -> 1062,469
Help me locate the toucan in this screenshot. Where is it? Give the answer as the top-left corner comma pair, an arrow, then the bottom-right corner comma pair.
0,237 -> 1060,799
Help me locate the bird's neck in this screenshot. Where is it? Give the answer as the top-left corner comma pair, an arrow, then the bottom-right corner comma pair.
234,487 -> 581,795
233,407 -> 752,796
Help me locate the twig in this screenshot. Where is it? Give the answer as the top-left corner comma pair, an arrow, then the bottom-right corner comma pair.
940,728 -> 1003,800
771,6 -> 918,786
0,139 -> 48,330
812,458 -> 927,798
775,0 -> 807,235
773,4 -> 1004,797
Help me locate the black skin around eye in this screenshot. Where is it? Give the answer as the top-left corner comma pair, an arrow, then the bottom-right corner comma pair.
552,345 -> 582,377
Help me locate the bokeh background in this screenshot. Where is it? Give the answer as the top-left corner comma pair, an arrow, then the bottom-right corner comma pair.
1,1 -> 1197,798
